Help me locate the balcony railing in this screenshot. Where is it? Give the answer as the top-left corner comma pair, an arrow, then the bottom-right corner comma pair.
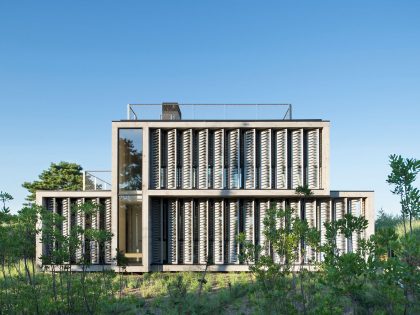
83,171 -> 112,191
127,103 -> 292,121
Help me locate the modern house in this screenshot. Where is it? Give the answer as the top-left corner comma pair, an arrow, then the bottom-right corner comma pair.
36,103 -> 374,272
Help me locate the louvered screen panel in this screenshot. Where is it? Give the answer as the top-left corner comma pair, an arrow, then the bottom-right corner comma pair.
214,200 -> 224,264
351,199 -> 361,252
214,130 -> 224,189
244,130 -> 256,189
183,199 -> 193,264
259,200 -> 269,256
292,129 -> 303,189
228,200 -> 239,263
198,130 -> 208,189
307,129 -> 319,189
104,198 -> 112,264
182,129 -> 193,189
244,200 -> 254,244
228,129 -> 240,189
273,200 -> 286,264
305,200 -> 316,263
290,200 -> 300,220
62,198 -> 70,263
335,200 -> 345,254
62,198 -> 69,238
290,200 -> 301,263
199,200 -> 208,264
361,198 -> 366,239
150,129 -> 161,189
167,129 -> 177,189
75,198 -> 84,263
320,201 -> 329,261
260,130 -> 272,189
90,198 -> 100,264
45,198 -> 55,258
207,202 -> 214,263
276,130 -> 287,189
168,199 -> 178,264
151,199 -> 162,264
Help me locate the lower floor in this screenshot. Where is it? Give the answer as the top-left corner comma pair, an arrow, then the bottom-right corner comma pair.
36,190 -> 374,272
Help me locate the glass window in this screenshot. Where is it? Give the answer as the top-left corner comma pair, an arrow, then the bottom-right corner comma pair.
118,129 -> 142,191
118,195 -> 142,264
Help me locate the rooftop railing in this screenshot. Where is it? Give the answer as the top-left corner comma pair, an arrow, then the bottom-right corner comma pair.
83,171 -> 112,191
127,103 -> 292,121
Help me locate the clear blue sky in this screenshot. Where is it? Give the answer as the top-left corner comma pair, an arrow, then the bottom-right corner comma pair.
1,1 -> 419,215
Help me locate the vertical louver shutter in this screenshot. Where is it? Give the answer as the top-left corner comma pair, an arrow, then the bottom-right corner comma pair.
307,129 -> 319,189
351,199 -> 360,252
167,129 -> 177,189
305,200 -> 316,263
259,200 -> 269,256
90,198 -> 99,264
151,199 -> 162,264
168,199 -> 178,264
214,130 -> 224,189
198,130 -> 208,189
62,198 -> 69,238
260,130 -> 271,189
320,201 -> 329,261
228,200 -> 239,263
75,198 -> 84,263
273,200 -> 286,264
104,198 -> 112,264
62,198 -> 70,263
276,130 -> 287,189
290,200 -> 301,263
335,200 -> 345,254
199,200 -> 208,264
150,129 -> 161,189
244,130 -> 256,189
292,129 -> 303,189
45,198 -> 55,258
228,129 -> 240,189
361,198 -> 366,239
244,200 -> 254,244
214,200 -> 224,264
183,199 -> 193,264
182,129 -> 193,189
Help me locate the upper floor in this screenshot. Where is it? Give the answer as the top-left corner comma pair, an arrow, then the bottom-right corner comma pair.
112,103 -> 330,196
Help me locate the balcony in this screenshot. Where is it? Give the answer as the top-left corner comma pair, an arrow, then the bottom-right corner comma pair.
83,171 -> 112,191
127,103 -> 292,121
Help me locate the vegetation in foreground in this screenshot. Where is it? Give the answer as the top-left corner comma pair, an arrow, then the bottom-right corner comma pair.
0,154 -> 419,314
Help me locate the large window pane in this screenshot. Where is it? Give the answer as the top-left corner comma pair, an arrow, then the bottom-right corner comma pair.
118,195 -> 142,265
118,129 -> 142,191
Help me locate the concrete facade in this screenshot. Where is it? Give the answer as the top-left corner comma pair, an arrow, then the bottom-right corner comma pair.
36,104 -> 374,272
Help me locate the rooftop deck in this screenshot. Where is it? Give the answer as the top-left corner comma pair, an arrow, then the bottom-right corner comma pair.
127,103 -> 293,121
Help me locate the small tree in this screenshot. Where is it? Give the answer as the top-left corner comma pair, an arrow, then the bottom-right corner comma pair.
321,213 -> 372,314
238,200 -> 319,314
0,191 -> 13,214
22,162 -> 83,202
375,208 -> 401,231
387,154 -> 420,235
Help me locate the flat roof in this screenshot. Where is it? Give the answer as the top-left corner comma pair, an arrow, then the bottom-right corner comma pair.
113,119 -> 328,122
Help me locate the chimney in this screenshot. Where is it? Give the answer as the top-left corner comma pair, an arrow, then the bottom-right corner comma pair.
161,102 -> 182,120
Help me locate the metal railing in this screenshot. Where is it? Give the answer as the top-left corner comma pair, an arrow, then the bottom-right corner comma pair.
127,103 -> 292,121
83,171 -> 112,190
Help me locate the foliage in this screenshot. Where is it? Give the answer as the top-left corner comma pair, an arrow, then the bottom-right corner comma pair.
387,154 -> 420,235
22,161 -> 83,202
0,153 -> 419,314
0,191 -> 13,214
375,208 -> 401,231
295,184 -> 313,197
